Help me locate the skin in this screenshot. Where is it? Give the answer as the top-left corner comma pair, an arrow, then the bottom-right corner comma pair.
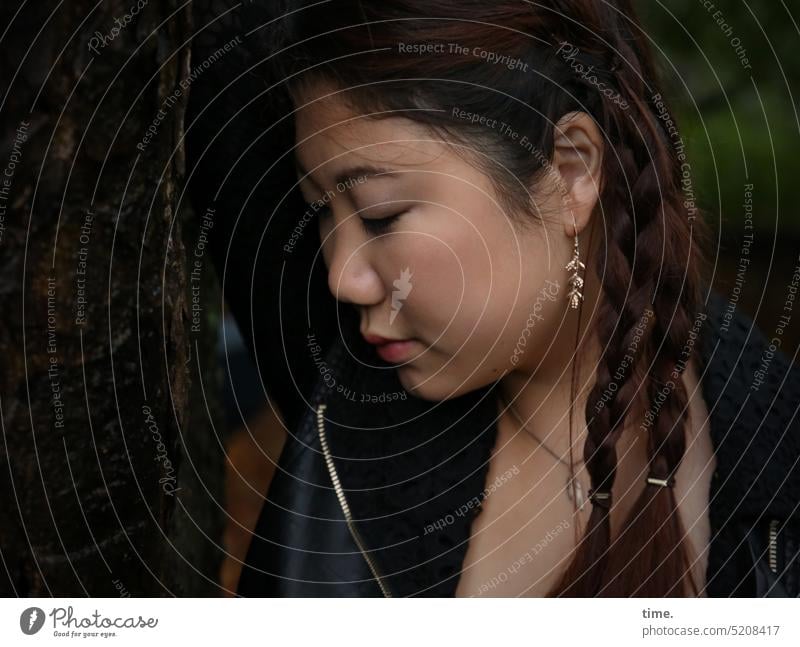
294,79 -> 595,402
292,79 -> 715,596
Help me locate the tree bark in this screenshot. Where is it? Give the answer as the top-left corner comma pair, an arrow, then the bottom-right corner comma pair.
0,0 -> 223,596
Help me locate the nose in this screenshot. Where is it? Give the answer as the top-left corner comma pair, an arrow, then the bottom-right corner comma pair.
323,222 -> 384,307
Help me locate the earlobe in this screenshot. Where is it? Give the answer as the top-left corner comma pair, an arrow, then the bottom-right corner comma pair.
552,111 -> 604,237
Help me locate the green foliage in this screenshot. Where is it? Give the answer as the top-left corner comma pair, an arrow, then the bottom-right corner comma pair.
638,0 -> 800,234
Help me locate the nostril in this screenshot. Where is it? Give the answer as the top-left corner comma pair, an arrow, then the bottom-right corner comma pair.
327,260 -> 385,308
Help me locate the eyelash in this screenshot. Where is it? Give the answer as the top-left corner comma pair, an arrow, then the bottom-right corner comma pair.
361,212 -> 405,235
310,205 -> 405,235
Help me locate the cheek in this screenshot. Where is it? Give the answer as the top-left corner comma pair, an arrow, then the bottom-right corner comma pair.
488,226 -> 568,357
387,223 -> 565,399
380,227 -> 490,330
381,213 -> 558,341
435,232 -> 565,371
496,276 -> 564,361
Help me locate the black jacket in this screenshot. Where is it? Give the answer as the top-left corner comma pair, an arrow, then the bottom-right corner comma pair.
235,288 -> 800,597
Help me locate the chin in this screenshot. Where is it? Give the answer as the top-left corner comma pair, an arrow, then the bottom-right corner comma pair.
395,366 -> 445,402
396,366 -> 476,402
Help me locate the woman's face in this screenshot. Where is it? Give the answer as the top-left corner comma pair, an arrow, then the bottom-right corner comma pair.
293,82 -> 579,401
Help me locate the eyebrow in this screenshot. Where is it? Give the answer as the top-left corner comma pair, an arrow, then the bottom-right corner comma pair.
294,159 -> 399,192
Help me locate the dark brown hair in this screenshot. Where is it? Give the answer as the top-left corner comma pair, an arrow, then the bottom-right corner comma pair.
266,0 -> 712,596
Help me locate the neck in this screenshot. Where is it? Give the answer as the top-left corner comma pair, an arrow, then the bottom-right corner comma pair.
495,261 -> 649,469
496,334 -> 599,462
496,227 -> 602,459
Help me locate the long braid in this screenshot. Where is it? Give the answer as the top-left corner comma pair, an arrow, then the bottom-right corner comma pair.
549,6 -> 710,596
548,144 -> 661,595
599,102 -> 706,597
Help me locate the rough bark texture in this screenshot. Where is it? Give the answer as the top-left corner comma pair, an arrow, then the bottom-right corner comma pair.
0,0 -> 224,596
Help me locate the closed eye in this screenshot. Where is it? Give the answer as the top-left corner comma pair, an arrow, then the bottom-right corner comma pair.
360,211 -> 406,235
303,202 -> 406,236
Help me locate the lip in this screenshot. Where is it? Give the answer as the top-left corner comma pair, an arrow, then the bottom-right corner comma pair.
362,333 -> 417,363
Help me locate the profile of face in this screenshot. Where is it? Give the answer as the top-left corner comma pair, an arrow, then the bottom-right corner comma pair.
293,80 -> 604,401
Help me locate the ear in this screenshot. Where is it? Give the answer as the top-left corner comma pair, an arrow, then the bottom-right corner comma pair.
551,111 -> 603,237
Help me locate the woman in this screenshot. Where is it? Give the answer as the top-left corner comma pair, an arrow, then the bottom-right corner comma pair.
220,0 -> 800,596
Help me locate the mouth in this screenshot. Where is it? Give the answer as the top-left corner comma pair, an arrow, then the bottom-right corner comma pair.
362,333 -> 418,363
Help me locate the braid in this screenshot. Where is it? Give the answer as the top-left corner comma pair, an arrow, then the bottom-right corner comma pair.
549,8 -> 710,597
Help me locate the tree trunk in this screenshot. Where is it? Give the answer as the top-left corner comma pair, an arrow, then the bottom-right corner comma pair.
0,0 -> 224,596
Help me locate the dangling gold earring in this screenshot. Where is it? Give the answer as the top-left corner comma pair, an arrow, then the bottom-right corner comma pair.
565,216 -> 585,309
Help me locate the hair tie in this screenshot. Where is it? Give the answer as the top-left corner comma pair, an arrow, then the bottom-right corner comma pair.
646,474 -> 675,488
588,487 -> 612,510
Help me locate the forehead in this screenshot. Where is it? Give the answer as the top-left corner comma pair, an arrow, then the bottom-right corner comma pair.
291,81 -> 448,176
